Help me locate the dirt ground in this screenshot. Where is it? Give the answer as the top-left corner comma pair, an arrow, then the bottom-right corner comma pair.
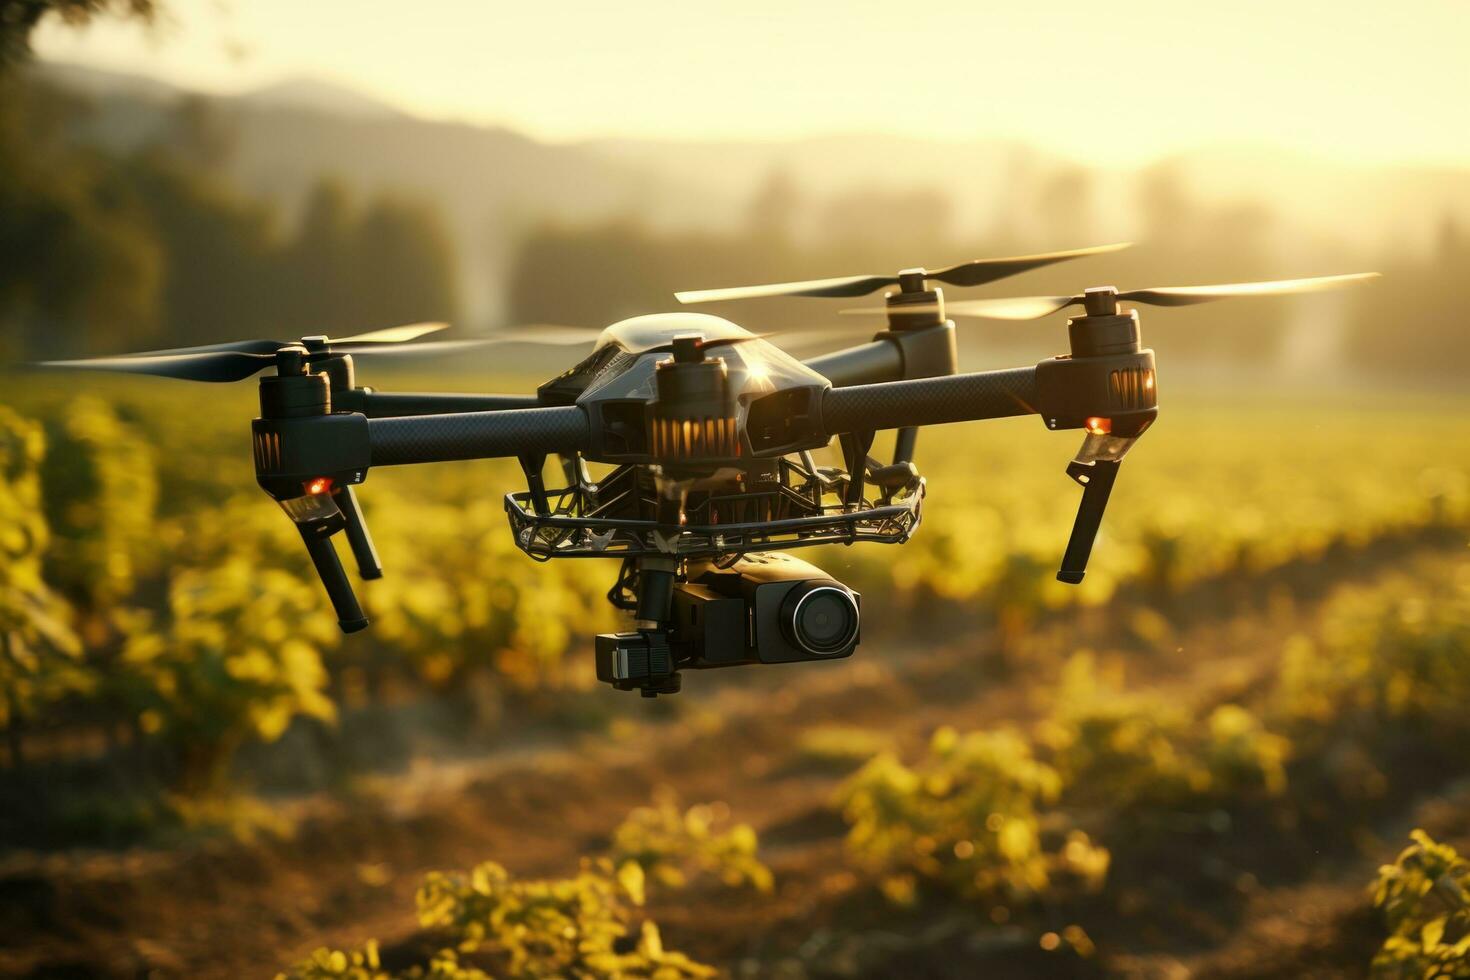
1,535 -> 1465,979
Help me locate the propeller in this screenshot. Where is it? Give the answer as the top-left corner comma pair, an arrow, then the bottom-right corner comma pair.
36,324 -> 605,383
674,242 -> 1132,304
839,272 -> 1381,321
115,321 -> 451,358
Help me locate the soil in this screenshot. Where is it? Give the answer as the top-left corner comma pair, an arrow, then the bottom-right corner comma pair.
1,537 -> 1466,980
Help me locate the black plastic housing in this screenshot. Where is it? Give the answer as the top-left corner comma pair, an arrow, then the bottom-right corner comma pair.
1034,348 -> 1157,435
252,412 -> 371,501
670,553 -> 861,667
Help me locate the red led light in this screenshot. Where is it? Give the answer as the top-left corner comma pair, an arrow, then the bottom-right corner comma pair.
1085,417 -> 1112,436
305,477 -> 333,496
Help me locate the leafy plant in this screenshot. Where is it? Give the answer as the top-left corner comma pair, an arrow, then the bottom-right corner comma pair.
39,396 -> 158,614
1040,653 -> 1289,809
416,858 -> 714,979
1371,830 -> 1470,977
116,557 -> 338,787
1278,575 -> 1470,733
0,406 -> 84,762
278,942 -> 392,980
836,726 -> 1107,907
609,790 -> 773,893
793,724 -> 896,771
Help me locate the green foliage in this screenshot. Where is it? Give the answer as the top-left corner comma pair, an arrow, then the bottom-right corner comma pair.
362,488 -> 612,690
1278,573 -> 1470,732
121,149 -> 286,345
0,76 -> 462,360
1371,830 -> 1470,978
117,558 -> 338,785
0,406 -> 83,736
1039,653 -> 1290,809
399,949 -> 493,980
353,195 -> 460,329
280,795 -> 758,979
609,791 -> 773,893
282,179 -> 460,339
39,396 -> 158,610
277,941 -> 391,980
793,724 -> 896,771
0,75 -> 163,357
836,726 -> 1107,907
416,859 -> 715,979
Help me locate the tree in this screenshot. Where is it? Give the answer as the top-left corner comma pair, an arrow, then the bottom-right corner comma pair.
0,75 -> 163,357
351,194 -> 460,330
283,178 -> 359,335
0,1 -> 157,72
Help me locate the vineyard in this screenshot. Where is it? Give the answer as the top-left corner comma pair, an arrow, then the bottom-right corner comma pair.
0,371 -> 1468,978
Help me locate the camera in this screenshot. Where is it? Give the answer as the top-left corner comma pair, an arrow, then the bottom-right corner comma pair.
673,553 -> 861,666
594,553 -> 860,693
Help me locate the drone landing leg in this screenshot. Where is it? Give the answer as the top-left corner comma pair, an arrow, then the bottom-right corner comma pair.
297,524 -> 369,633
1057,458 -> 1121,584
333,485 -> 382,580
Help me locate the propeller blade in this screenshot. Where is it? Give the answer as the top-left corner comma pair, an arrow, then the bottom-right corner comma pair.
930,295 -> 1080,321
331,329 -> 601,358
676,274 -> 897,305
1117,272 -> 1381,307
838,295 -> 1081,321
38,350 -> 276,382
675,242 -> 1130,305
120,338 -> 287,357
115,321 -> 450,358
847,272 -> 1380,321
327,321 -> 449,344
928,242 -> 1131,288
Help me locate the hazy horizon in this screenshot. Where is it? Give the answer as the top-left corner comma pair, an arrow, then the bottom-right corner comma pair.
31,0 -> 1470,168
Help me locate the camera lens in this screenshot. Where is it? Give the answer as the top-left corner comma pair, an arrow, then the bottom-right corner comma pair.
782,583 -> 859,656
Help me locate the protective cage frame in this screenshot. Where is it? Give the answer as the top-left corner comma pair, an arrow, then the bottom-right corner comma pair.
506,456 -> 924,560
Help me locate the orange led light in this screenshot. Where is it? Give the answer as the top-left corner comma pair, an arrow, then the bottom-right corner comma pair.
305,477 -> 333,496
1085,417 -> 1112,436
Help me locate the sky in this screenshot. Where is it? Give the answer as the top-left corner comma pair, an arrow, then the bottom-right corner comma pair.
32,0 -> 1470,166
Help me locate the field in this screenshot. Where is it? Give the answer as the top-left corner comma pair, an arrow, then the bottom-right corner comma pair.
1,371 -> 1468,979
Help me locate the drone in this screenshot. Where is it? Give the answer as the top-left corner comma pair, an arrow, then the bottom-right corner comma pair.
42,245 -> 1376,696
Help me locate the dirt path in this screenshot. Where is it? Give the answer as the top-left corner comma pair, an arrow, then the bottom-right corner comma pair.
0,538 -> 1463,979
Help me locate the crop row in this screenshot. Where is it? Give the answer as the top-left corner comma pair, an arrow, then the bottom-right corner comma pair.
832,553 -> 1470,974
0,383 -> 1465,838
276,794 -> 771,979
271,557 -> 1470,976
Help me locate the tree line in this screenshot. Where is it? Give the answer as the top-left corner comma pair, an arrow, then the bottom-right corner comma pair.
1,65 -> 1463,378
0,74 -> 459,359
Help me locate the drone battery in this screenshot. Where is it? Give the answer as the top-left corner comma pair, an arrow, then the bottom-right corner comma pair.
594,631 -> 675,687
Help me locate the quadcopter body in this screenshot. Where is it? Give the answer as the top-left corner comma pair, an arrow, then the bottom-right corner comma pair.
43,247 -> 1376,696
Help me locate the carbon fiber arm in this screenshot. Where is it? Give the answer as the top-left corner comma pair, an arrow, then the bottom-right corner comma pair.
367,405 -> 592,466
820,366 -> 1038,434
